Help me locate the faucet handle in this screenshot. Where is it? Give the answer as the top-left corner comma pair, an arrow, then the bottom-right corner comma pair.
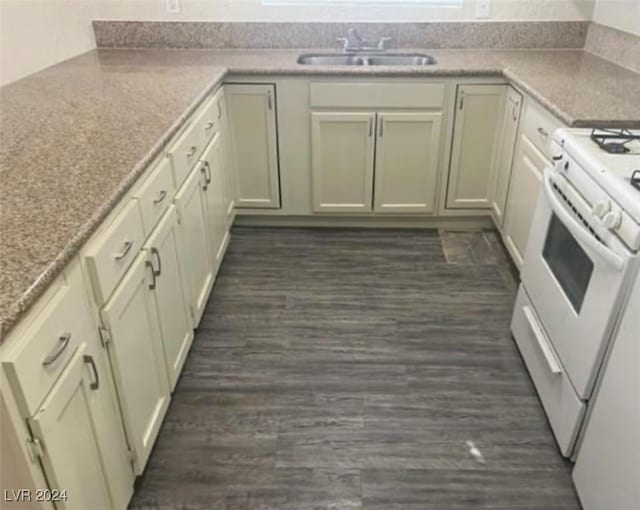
378,37 -> 393,50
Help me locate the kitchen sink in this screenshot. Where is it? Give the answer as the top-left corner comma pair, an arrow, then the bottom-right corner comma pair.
297,53 -> 436,66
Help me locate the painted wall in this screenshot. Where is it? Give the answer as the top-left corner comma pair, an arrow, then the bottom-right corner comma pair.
592,0 -> 640,35
0,1 -> 96,86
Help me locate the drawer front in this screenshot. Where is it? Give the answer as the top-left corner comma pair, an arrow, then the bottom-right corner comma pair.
2,268 -> 90,417
521,98 -> 564,160
85,200 -> 145,305
195,88 -> 224,148
133,157 -> 175,235
310,81 -> 445,109
511,285 -> 585,456
167,120 -> 202,188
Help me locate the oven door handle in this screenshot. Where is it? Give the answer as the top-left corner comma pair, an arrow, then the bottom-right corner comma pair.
523,306 -> 563,375
542,169 -> 625,272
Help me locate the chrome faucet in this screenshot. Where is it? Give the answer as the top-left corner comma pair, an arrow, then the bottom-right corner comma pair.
337,28 -> 393,52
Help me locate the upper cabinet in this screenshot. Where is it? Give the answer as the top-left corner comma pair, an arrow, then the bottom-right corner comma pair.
446,84 -> 507,210
490,87 -> 523,228
225,84 -> 280,209
311,112 -> 376,213
374,112 -> 442,214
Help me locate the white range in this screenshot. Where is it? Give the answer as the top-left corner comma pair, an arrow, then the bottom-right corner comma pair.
511,128 -> 640,457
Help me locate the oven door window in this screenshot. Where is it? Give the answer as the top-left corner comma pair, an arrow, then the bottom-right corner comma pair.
542,214 -> 594,313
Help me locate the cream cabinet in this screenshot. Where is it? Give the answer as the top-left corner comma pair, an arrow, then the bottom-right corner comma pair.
311,112 -> 376,213
446,84 -> 507,210
374,112 -> 443,213
214,89 -> 238,226
28,344 -> 118,510
490,87 -> 523,228
143,206 -> 193,391
174,164 -> 216,326
226,84 -> 280,209
200,133 -> 230,270
100,252 -> 171,475
502,135 -> 546,268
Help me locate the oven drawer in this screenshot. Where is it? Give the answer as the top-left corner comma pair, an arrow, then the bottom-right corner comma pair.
511,285 -> 585,457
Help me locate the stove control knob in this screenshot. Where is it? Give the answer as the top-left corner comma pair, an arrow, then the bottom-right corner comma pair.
602,210 -> 622,230
592,200 -> 611,219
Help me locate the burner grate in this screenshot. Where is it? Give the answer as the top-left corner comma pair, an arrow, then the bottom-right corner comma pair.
590,128 -> 640,154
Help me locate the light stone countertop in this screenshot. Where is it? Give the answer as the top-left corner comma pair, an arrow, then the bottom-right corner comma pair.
1,47 -> 638,341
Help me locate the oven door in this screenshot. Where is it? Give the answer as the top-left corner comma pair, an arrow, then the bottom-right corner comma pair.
521,168 -> 632,399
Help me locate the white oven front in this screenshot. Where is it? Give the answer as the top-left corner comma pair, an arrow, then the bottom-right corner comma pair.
521,166 -> 634,399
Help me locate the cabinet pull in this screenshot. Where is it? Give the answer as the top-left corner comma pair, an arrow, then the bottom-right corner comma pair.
146,260 -> 157,290
153,189 -> 167,204
204,161 -> 212,184
379,119 -> 384,137
217,102 -> 222,120
267,91 -> 273,110
186,145 -> 197,159
114,240 -> 133,261
205,121 -> 215,131
42,333 -> 71,366
459,91 -> 464,110
537,126 -> 549,139
83,354 -> 100,390
512,102 -> 519,122
200,164 -> 208,191
150,247 -> 162,277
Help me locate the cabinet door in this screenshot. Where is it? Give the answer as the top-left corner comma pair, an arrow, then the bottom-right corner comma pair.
101,253 -> 170,474
491,87 -> 523,228
174,164 -> 215,326
374,112 -> 442,214
201,133 -> 230,271
311,112 -> 376,213
144,206 -> 194,391
446,84 -> 507,209
503,135 -> 546,269
217,89 -> 237,226
226,84 -> 280,209
29,344 -> 121,510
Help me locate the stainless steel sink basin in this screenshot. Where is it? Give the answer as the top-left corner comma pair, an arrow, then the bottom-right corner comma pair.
297,54 -> 365,66
297,53 -> 436,66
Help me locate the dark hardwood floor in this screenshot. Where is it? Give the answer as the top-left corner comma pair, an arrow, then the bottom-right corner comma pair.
129,227 -> 581,510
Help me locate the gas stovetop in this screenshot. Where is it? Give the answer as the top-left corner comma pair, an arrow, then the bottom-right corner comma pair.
590,128 -> 640,155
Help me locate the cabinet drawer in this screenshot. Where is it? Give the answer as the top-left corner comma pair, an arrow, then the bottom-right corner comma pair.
195,88 -> 224,148
310,81 -> 445,109
511,286 -> 585,456
2,268 -> 90,417
167,120 -> 202,188
85,200 -> 145,305
521,99 -> 564,160
133,157 -> 175,235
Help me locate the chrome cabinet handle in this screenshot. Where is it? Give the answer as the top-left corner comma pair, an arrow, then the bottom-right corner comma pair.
203,161 -> 212,184
186,145 -> 197,158
267,91 -> 273,110
42,333 -> 71,366
205,121 -> 215,131
114,240 -> 133,261
153,189 -> 167,204
200,164 -> 208,190
217,102 -> 222,120
150,247 -> 161,277
537,126 -> 549,139
146,260 -> 157,290
512,102 -> 519,122
83,354 -> 100,390
379,119 -> 384,137
459,90 -> 464,110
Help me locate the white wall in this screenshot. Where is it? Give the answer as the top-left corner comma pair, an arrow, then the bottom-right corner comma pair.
592,0 -> 640,35
0,1 -> 97,86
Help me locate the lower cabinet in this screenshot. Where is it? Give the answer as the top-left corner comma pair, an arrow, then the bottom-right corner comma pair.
490,86 -> 523,227
446,84 -> 507,210
502,134 -> 546,268
28,343 -> 128,510
143,206 -> 194,391
374,112 -> 442,213
174,164 -> 216,326
100,252 -> 171,475
225,83 -> 280,209
311,111 -> 375,213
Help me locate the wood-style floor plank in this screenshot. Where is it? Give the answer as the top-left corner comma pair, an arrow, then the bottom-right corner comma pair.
129,227 -> 580,510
